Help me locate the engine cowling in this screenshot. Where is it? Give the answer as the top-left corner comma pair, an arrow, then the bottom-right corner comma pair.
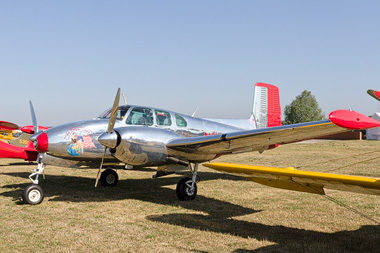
99,126 -> 183,166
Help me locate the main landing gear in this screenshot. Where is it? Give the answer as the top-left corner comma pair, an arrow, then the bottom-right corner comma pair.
21,158 -> 197,204
99,169 -> 119,187
176,163 -> 199,201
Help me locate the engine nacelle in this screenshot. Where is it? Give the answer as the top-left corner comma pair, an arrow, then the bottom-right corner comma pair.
111,127 -> 183,166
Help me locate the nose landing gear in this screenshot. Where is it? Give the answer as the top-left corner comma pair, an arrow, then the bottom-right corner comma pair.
22,154 -> 45,205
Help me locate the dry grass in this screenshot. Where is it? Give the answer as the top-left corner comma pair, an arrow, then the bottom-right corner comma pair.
0,140 -> 379,252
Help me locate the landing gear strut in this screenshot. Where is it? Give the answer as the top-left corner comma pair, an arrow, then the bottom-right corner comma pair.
176,163 -> 198,201
22,154 -> 45,205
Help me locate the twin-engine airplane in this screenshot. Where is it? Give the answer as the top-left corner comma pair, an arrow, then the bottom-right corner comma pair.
23,83 -> 380,205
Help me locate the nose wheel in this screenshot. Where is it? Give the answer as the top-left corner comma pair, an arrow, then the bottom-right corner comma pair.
22,184 -> 44,205
22,155 -> 46,205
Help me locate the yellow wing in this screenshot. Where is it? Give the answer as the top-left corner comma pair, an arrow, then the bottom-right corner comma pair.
203,163 -> 380,195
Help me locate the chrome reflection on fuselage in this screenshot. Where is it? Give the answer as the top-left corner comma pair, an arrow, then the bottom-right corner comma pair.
40,104 -> 252,166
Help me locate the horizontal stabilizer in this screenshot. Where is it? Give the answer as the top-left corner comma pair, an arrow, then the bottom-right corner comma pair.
204,162 -> 380,196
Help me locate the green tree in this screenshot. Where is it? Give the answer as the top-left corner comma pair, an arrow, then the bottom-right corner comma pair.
284,90 -> 325,124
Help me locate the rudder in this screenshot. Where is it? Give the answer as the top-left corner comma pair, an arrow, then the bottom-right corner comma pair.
252,83 -> 281,128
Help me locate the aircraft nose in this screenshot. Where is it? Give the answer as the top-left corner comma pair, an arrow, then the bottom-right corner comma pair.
98,131 -> 119,149
34,132 -> 49,153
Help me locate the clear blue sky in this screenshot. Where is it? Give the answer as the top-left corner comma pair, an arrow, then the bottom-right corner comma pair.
1,1 -> 380,126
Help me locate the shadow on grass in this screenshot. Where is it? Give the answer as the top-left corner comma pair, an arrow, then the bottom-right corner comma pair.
0,171 -> 255,218
0,162 -> 34,166
2,171 -> 379,251
147,213 -> 380,252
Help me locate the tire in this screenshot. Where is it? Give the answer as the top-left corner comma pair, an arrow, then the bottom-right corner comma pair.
22,184 -> 44,205
100,169 -> 119,187
176,177 -> 197,201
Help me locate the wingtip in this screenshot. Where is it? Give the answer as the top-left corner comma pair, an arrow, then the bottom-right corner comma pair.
329,110 -> 380,130
367,89 -> 380,102
0,120 -> 19,131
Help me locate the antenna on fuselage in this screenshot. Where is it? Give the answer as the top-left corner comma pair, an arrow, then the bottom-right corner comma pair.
122,92 -> 127,105
192,108 -> 199,117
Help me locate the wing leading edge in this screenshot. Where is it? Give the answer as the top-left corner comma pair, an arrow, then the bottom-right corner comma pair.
204,163 -> 380,196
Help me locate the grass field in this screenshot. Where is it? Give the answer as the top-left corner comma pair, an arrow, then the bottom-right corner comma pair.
1,140 -> 379,252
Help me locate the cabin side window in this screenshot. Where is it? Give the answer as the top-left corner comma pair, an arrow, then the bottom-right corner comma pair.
175,114 -> 187,127
155,110 -> 172,126
126,107 -> 153,126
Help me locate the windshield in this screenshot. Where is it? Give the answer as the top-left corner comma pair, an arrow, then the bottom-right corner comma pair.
98,105 -> 130,120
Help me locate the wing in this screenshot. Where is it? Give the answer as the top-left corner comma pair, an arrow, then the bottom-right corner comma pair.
168,120 -> 339,156
0,121 -> 19,131
204,163 -> 380,196
167,111 -> 380,161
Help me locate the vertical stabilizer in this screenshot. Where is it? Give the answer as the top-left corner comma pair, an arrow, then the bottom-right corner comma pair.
252,83 -> 281,128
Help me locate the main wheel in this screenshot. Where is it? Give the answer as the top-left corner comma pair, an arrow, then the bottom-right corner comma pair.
100,169 -> 119,187
176,177 -> 197,201
22,184 -> 44,205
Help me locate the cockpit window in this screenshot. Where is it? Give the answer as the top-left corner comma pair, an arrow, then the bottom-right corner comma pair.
175,114 -> 187,127
126,107 -> 154,126
98,105 -> 130,120
155,110 -> 172,126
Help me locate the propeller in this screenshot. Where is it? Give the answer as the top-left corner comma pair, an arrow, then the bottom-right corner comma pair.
95,88 -> 121,187
29,101 -> 39,135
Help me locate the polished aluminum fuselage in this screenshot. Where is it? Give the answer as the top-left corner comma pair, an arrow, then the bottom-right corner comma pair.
42,105 -> 255,166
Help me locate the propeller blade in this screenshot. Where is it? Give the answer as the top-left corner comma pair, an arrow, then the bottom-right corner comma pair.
95,88 -> 121,187
95,147 -> 107,187
108,88 -> 121,134
29,101 -> 38,134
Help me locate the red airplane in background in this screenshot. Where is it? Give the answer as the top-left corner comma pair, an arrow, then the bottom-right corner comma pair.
0,120 -> 48,162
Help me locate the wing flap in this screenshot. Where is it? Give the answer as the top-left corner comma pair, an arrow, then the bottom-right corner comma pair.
204,163 -> 380,196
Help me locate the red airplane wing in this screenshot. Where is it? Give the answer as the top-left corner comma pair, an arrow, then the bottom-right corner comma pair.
0,140 -> 38,161
0,121 -> 19,131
